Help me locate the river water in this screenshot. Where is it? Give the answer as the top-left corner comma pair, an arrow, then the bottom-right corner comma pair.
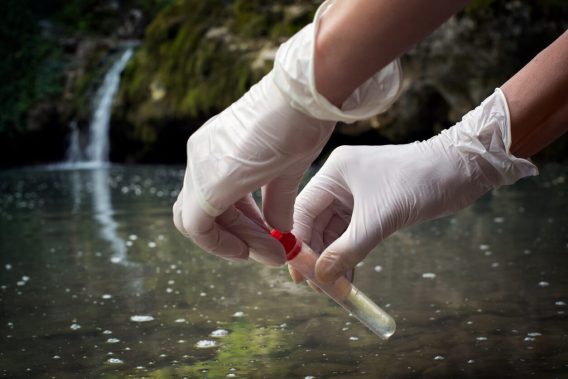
0,164 -> 566,378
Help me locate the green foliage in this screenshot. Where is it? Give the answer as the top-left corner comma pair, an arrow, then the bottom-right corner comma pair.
0,0 -> 64,135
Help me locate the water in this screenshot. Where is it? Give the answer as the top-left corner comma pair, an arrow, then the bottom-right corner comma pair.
0,164 -> 567,378
66,48 -> 133,165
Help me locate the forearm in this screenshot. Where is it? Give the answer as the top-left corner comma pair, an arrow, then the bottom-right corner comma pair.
315,0 -> 469,107
501,30 -> 568,158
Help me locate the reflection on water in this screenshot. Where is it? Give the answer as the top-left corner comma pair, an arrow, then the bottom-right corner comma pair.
0,164 -> 567,378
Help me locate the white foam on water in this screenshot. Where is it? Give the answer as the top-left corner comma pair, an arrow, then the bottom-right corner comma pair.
538,281 -> 550,287
175,318 -> 186,323
107,358 -> 123,364
130,315 -> 154,322
349,336 -> 359,341
211,329 -> 229,338
102,294 -> 112,299
106,338 -> 120,343
555,301 -> 566,306
434,355 -> 445,360
422,273 -> 436,279
195,339 -> 217,348
527,332 -> 541,337
476,336 -> 487,341
103,330 -> 112,334
373,265 -> 382,272
70,323 -> 81,330
232,311 -> 244,317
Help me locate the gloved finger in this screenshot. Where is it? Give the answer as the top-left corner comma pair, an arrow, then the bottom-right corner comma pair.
180,197 -> 248,260
288,265 -> 305,284
322,213 -> 354,283
305,205 -> 335,254
172,193 -> 190,238
218,203 -> 286,267
292,179 -> 335,248
315,205 -> 383,284
322,213 -> 349,250
234,194 -> 267,230
262,170 -> 305,232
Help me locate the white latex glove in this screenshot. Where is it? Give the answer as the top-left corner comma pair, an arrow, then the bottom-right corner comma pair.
292,89 -> 538,282
173,0 -> 402,266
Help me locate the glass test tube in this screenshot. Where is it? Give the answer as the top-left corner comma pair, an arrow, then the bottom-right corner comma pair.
271,230 -> 396,339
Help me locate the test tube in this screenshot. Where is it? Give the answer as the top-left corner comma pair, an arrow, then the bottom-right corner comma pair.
271,230 -> 396,339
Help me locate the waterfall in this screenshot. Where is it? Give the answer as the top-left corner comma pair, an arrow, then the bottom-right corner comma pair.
86,48 -> 133,163
65,47 -> 133,166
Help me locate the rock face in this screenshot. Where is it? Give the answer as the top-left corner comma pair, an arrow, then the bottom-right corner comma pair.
0,0 -> 162,167
112,0 -> 567,164
2,0 -> 566,167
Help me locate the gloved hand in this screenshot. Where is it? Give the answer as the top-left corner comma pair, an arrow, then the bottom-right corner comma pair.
291,89 -> 538,282
172,0 -> 402,266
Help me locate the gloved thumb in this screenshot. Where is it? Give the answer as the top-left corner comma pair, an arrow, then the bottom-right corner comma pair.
262,171 -> 305,232
315,209 -> 383,284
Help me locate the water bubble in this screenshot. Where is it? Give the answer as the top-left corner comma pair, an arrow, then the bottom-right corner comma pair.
527,332 -> 541,337
107,358 -> 123,364
196,340 -> 217,348
555,301 -> 566,306
232,311 -> 244,318
129,235 -> 138,241
467,359 -> 475,364
200,292 -> 207,297
524,337 -> 535,342
103,330 -> 113,334
434,355 -> 445,360
166,288 -> 173,293
53,355 -> 61,359
211,329 -> 229,338
349,336 -> 359,341
476,336 -> 487,341
373,265 -> 382,273
70,323 -> 81,330
148,241 -> 157,248
422,273 -> 436,279
538,281 -> 550,287
493,217 -> 505,223
491,262 -> 499,268
107,338 -> 120,343
5,264 -> 12,271
130,315 -> 154,322
175,318 -> 186,323
479,244 -> 490,251
102,294 -> 112,299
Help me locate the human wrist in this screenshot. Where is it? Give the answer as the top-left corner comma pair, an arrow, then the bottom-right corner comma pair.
439,89 -> 538,188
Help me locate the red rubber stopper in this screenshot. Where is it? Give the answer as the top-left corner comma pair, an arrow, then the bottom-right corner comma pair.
270,229 -> 301,261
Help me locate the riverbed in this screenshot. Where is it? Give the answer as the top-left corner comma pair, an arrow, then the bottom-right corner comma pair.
0,164 -> 567,378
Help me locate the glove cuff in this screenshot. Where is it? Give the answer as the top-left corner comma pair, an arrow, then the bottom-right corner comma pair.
442,88 -> 538,187
273,0 -> 403,124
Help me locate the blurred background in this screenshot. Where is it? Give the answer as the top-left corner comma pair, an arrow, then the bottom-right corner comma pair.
1,0 -> 566,168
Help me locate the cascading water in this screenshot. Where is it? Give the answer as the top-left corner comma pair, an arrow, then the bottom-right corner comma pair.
66,47 -> 133,166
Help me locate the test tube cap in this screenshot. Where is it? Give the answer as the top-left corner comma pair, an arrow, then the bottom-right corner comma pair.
270,230 -> 301,260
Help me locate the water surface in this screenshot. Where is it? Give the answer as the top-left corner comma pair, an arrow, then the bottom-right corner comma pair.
0,165 -> 567,378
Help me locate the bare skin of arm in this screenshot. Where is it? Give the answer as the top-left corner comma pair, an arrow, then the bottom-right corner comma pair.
501,30 -> 568,158
314,0 -> 470,107
314,1 -> 567,158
